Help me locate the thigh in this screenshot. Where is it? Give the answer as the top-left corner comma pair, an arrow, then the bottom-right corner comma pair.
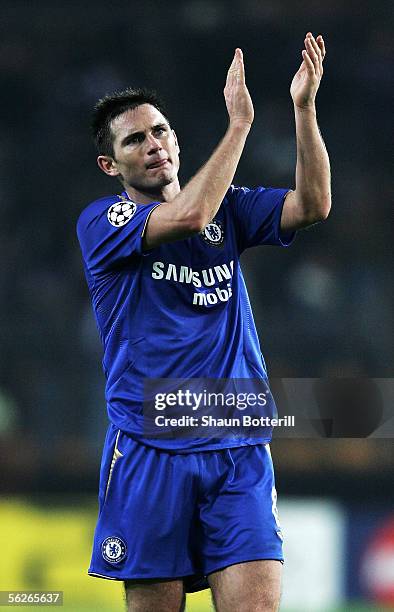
208,559 -> 282,612
124,578 -> 185,612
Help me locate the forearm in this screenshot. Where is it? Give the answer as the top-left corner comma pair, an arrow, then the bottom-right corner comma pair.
143,48 -> 254,249
173,122 -> 251,230
294,104 -> 331,221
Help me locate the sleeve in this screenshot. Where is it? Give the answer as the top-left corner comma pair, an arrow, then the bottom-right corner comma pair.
226,185 -> 296,253
76,198 -> 160,275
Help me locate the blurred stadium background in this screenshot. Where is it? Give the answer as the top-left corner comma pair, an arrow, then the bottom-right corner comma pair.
0,1 -> 393,610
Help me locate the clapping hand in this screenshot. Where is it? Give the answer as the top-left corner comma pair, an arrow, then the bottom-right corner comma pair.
290,33 -> 326,109
224,48 -> 254,128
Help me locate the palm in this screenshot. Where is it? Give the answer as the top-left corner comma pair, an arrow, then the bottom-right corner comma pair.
224,48 -> 254,126
290,62 -> 316,108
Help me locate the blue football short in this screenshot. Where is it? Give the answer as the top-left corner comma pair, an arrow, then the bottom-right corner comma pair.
88,423 -> 284,592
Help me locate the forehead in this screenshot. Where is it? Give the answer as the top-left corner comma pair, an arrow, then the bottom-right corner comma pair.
110,104 -> 168,141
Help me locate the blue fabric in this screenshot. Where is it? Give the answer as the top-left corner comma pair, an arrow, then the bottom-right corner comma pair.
76,185 -> 295,451
88,424 -> 284,590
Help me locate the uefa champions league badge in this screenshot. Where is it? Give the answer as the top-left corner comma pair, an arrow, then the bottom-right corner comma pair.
107,199 -> 137,227
101,536 -> 127,563
200,218 -> 224,247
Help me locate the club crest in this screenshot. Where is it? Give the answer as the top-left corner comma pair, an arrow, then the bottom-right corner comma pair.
201,219 -> 224,247
101,536 -> 127,563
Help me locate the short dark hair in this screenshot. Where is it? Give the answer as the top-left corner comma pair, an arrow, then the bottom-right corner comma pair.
91,87 -> 169,158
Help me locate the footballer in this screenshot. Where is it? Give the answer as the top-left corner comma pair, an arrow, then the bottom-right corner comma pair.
77,33 -> 330,612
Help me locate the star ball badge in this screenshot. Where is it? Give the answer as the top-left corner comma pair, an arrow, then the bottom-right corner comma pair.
201,219 -> 224,247
107,200 -> 137,227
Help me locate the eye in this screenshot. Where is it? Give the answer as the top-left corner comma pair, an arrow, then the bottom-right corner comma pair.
154,126 -> 166,136
125,134 -> 144,146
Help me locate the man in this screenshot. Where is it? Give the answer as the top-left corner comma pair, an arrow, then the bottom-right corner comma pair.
77,33 -> 330,612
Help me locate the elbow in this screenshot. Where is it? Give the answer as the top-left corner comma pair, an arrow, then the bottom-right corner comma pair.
172,196 -> 217,235
171,201 -> 206,235
189,216 -> 207,234
182,210 -> 207,234
304,195 -> 331,224
317,195 -> 331,222
315,202 -> 331,223
176,212 -> 205,236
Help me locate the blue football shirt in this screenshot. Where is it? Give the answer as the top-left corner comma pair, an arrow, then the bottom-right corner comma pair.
77,185 -> 295,451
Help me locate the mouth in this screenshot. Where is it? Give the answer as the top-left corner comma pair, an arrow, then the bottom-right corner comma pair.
146,159 -> 170,170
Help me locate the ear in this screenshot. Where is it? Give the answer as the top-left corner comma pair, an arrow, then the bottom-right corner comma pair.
97,155 -> 121,177
172,129 -> 180,155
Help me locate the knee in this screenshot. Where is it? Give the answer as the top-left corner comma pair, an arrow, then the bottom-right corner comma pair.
211,581 -> 280,612
226,594 -> 279,612
257,592 -> 280,612
225,595 -> 279,612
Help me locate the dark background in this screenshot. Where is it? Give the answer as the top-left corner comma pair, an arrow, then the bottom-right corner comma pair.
0,1 -> 392,498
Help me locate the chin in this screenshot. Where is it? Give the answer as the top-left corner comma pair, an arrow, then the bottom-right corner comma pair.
130,172 -> 176,195
152,173 -> 175,188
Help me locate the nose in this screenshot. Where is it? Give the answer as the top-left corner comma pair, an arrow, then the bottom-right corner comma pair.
146,133 -> 162,154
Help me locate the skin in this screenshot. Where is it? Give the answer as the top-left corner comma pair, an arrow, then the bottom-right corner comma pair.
208,560 -> 282,612
283,32 -> 331,229
98,33 -> 330,612
97,107 -> 181,205
97,32 -> 330,246
98,48 -> 254,249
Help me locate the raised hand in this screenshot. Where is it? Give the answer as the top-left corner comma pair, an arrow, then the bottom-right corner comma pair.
290,33 -> 326,109
224,48 -> 254,128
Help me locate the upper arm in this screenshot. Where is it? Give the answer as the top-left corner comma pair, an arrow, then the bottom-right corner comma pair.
77,199 -> 160,274
280,190 -> 329,232
280,190 -> 307,233
142,201 -> 203,251
227,185 -> 296,252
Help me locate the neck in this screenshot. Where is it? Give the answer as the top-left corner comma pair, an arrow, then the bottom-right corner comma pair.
123,178 -> 181,204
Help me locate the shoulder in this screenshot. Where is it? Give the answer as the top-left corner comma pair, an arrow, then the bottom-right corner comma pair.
222,185 -> 252,211
225,184 -> 290,207
76,194 -> 121,236
224,184 -> 251,200
223,185 -> 271,211
224,184 -> 272,204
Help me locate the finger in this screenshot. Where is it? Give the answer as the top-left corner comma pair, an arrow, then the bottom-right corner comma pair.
316,35 -> 326,61
305,33 -> 320,65
295,47 -> 307,74
227,48 -> 245,84
305,35 -> 319,75
302,49 -> 315,77
236,48 -> 246,84
228,49 -> 243,72
225,50 -> 238,87
307,33 -> 323,74
227,50 -> 237,75
296,57 -> 305,73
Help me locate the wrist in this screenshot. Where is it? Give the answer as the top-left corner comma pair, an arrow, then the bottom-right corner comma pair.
293,103 -> 317,115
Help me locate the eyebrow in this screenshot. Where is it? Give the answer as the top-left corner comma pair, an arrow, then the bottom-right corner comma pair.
120,123 -> 167,147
